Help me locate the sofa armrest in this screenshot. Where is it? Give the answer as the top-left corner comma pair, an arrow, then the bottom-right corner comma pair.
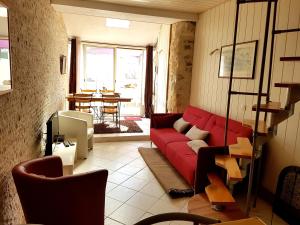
194,146 -> 229,194
150,113 -> 183,128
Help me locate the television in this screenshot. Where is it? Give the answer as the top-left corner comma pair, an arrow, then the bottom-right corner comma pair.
45,112 -> 59,156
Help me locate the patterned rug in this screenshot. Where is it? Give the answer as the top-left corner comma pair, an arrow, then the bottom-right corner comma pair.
94,120 -> 143,134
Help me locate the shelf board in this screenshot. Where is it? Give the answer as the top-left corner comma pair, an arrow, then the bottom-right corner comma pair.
205,173 -> 235,205
215,155 -> 243,181
252,102 -> 284,113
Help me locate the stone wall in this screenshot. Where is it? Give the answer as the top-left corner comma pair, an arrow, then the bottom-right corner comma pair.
167,21 -> 196,113
0,0 -> 68,224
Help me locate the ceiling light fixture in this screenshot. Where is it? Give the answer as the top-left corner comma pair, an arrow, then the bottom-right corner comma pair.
106,18 -> 130,29
0,7 -> 7,17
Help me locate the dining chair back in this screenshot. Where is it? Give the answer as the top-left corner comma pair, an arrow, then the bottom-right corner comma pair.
12,156 -> 108,225
73,93 -> 93,113
81,89 -> 97,93
100,93 -> 120,126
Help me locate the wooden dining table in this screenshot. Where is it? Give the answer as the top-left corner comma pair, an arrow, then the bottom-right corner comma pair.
66,94 -> 132,103
66,93 -> 132,125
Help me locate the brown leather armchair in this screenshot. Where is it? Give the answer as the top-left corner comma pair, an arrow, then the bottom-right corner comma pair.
12,156 -> 108,225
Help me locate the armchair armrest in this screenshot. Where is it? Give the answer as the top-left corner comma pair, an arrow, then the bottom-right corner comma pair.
194,146 -> 229,194
59,110 -> 93,128
150,113 -> 183,128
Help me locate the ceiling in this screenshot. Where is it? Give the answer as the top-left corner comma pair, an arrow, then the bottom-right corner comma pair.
89,0 -> 228,13
62,13 -> 162,46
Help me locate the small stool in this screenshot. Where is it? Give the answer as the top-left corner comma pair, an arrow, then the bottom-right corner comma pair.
188,193 -> 247,222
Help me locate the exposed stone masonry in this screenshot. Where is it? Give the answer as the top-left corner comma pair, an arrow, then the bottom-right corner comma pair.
167,21 -> 196,113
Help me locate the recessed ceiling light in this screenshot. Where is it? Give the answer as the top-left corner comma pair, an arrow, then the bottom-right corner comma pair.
0,7 -> 7,17
106,18 -> 130,29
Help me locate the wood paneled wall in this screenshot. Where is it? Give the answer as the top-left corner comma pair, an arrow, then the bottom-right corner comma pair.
191,0 -> 300,192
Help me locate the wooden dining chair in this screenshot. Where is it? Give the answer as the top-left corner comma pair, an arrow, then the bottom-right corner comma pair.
73,93 -> 93,113
100,93 -> 120,127
81,89 -> 97,94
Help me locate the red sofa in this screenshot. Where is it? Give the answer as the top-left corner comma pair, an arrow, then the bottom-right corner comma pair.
150,105 -> 252,190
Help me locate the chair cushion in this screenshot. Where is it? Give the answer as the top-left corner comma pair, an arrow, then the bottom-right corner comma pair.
150,128 -> 190,154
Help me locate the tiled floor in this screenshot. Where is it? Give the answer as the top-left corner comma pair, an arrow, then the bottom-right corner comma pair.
74,141 -> 288,225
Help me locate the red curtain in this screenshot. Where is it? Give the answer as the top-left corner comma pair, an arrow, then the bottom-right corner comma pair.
69,38 -> 77,110
144,45 -> 154,118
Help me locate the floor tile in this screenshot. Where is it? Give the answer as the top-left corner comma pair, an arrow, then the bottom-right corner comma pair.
148,199 -> 180,215
110,203 -> 145,225
105,197 -> 123,216
105,218 -> 124,225
126,192 -> 158,211
107,172 -> 131,185
140,181 -> 165,198
107,186 -> 137,202
106,182 -> 118,193
117,165 -> 142,176
121,176 -> 149,191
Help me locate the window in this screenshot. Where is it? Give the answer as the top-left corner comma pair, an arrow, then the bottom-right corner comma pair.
82,44 -> 145,115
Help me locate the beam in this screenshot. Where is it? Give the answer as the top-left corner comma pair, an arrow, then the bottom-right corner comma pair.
51,0 -> 199,21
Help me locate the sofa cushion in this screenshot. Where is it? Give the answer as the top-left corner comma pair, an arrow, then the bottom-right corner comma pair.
182,105 -> 212,129
165,142 -> 197,186
150,128 -> 190,154
187,140 -> 208,154
204,115 -> 252,146
173,117 -> 190,133
185,126 -> 209,140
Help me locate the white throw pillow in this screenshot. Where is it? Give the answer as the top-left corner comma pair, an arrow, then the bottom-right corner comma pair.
185,125 -> 209,140
173,117 -> 189,133
187,140 -> 208,154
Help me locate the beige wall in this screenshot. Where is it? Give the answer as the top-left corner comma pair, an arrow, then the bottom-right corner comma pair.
0,0 -> 68,224
191,0 -> 300,193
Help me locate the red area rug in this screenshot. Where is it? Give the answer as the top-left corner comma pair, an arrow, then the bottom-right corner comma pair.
124,116 -> 142,121
94,120 -> 143,134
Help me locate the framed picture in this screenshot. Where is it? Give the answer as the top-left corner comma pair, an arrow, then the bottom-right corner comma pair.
218,40 -> 258,79
60,55 -> 67,74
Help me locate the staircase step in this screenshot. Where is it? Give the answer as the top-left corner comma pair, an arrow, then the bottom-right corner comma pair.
252,102 -> 284,113
229,137 -> 253,159
215,155 -> 243,181
243,119 -> 268,136
205,173 -> 235,205
274,82 -> 300,88
280,56 -> 300,61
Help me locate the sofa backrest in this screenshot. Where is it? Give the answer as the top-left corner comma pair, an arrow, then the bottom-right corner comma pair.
182,105 -> 212,130
204,114 -> 252,146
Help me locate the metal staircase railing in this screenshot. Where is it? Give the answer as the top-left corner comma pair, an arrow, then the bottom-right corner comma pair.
224,0 -> 300,216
